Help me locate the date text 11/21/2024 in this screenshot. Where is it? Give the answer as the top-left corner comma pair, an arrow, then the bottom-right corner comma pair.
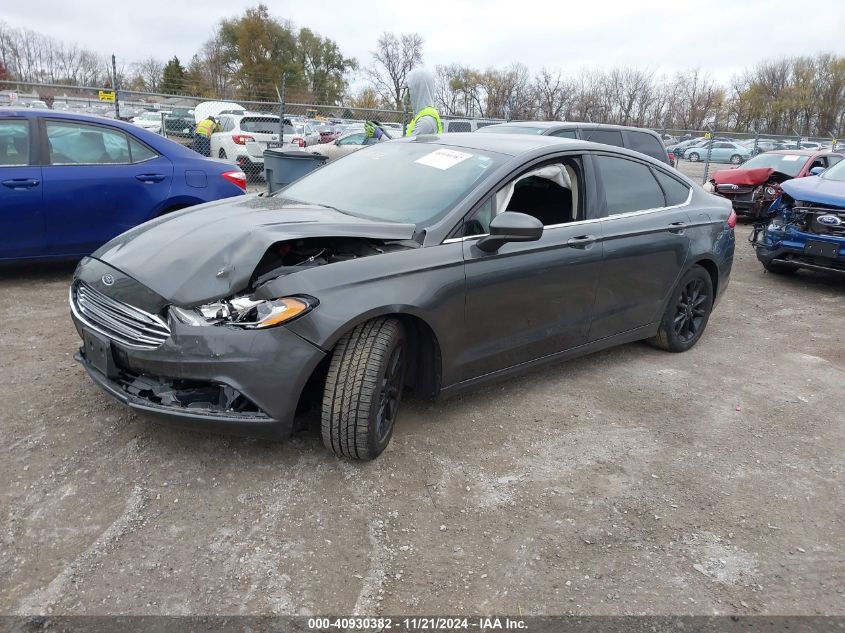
306,617 -> 528,630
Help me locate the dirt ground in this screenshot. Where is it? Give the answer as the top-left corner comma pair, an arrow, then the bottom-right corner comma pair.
2,183 -> 844,617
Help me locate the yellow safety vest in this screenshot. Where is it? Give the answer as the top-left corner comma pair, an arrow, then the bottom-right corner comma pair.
405,106 -> 443,136
195,119 -> 217,137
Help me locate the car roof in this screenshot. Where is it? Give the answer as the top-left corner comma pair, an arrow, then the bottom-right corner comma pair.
1,107 -> 119,124
483,120 -> 661,135
400,132 -> 676,164
766,149 -> 818,156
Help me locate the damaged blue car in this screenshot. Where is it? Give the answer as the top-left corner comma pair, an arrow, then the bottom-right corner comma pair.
752,159 -> 845,276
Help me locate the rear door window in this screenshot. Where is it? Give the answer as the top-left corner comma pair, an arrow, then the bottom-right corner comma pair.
652,169 -> 691,206
627,130 -> 666,161
128,137 -> 158,163
46,121 -> 131,165
0,120 -> 29,166
583,128 -> 624,147
596,154 -> 665,214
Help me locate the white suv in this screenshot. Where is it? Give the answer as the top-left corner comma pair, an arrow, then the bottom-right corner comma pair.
211,113 -> 308,178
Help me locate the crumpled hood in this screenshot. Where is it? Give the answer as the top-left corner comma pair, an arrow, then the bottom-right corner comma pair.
92,195 -> 416,306
407,68 -> 436,117
781,175 -> 845,208
712,167 -> 774,186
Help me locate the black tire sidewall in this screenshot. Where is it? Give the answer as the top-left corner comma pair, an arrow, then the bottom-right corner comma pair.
660,267 -> 714,352
366,326 -> 406,458
688,152 -> 699,162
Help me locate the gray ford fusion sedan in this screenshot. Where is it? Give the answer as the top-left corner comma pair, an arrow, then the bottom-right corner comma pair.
70,133 -> 735,460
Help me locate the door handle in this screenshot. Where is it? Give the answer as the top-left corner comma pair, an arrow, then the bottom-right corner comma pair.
567,234 -> 597,248
135,173 -> 166,183
2,178 -> 40,189
668,221 -> 687,234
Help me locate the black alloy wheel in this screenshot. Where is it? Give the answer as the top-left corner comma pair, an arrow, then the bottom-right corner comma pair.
673,277 -> 708,343
650,266 -> 714,352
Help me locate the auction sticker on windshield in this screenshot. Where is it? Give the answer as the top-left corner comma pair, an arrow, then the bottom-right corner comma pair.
782,155 -> 802,161
415,148 -> 473,170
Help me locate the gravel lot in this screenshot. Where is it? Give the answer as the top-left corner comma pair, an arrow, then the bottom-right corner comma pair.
2,172 -> 844,616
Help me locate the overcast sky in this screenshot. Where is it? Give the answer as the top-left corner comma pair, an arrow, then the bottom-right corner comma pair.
5,0 -> 845,84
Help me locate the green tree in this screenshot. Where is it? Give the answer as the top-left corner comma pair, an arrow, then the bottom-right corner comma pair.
296,28 -> 356,104
160,56 -> 186,94
219,4 -> 303,101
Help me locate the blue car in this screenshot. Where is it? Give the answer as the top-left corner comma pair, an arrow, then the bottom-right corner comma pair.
752,159 -> 845,275
1,108 -> 247,261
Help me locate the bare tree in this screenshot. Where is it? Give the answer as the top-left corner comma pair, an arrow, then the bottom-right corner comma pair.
534,68 -> 567,120
133,56 -> 164,92
366,32 -> 423,109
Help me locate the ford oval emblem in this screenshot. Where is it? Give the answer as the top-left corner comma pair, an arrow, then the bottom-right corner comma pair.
817,214 -> 841,226
101,274 -> 115,286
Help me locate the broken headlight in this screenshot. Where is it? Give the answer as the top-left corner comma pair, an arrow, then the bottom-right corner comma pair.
173,296 -> 316,329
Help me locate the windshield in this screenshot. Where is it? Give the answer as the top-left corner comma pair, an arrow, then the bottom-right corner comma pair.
740,153 -> 808,177
477,125 -> 546,135
280,142 -> 505,225
821,158 -> 845,181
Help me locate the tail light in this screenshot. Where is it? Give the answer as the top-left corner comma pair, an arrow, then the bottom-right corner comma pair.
221,170 -> 247,191
293,137 -> 305,148
727,209 -> 737,229
232,134 -> 255,145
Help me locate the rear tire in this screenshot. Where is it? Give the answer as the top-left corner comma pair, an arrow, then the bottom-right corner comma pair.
688,152 -> 700,162
321,318 -> 406,460
730,154 -> 742,164
761,259 -> 799,275
219,148 -> 227,159
650,266 -> 714,353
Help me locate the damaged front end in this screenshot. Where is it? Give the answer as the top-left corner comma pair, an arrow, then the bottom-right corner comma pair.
179,235 -> 418,328
709,168 -> 791,220
750,192 -> 845,275
71,232 -> 418,436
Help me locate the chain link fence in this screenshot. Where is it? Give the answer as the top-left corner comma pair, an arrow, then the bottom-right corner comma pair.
2,80 -> 841,183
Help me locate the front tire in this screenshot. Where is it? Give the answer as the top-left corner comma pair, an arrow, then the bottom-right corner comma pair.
321,318 -> 406,460
688,152 -> 700,162
650,267 -> 714,352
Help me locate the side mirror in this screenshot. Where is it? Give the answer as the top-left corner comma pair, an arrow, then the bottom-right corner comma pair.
476,212 -> 544,253
809,166 -> 826,176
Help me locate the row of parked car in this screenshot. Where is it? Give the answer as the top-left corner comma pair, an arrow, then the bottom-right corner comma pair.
666,135 -> 837,165
3,104 -> 842,281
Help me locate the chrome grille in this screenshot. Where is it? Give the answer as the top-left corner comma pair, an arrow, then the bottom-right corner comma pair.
716,184 -> 755,195
71,281 -> 170,350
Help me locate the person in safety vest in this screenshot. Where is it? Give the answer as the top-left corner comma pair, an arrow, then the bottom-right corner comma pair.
363,68 -> 442,141
194,115 -> 220,157
403,68 -> 442,136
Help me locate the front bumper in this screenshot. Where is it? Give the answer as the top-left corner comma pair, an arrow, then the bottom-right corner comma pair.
716,191 -> 774,218
754,227 -> 845,275
71,260 -> 326,439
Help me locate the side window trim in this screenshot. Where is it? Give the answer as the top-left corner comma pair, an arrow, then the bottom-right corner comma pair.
127,135 -> 160,164
592,151 -> 692,220
443,152 -> 596,243
43,118 -> 133,166
0,117 -> 34,167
